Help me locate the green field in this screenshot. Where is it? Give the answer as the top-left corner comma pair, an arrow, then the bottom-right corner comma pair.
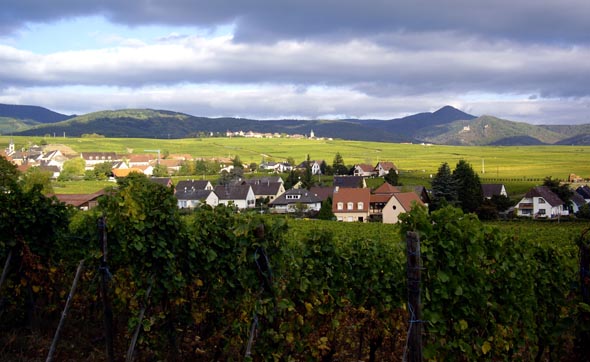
2,135 -> 589,196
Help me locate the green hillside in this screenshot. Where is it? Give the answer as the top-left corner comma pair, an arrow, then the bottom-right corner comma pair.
416,115 -> 565,145
0,117 -> 40,134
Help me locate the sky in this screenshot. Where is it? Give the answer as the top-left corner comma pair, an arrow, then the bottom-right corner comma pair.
1,1 -> 589,125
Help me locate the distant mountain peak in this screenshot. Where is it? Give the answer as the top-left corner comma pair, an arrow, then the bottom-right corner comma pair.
433,105 -> 476,120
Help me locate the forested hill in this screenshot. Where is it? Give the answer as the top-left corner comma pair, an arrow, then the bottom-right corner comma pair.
0,103 -> 73,123
3,104 -> 590,145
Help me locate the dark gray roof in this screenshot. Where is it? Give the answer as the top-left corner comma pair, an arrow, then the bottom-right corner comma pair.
576,185 -> 590,199
175,189 -> 214,201
333,175 -> 364,188
571,192 -> 587,207
176,180 -> 210,191
269,188 -> 322,205
243,176 -> 283,184
248,181 -> 283,196
151,177 -> 172,187
481,184 -> 505,198
309,186 -> 334,201
525,186 -> 564,207
214,184 -> 252,200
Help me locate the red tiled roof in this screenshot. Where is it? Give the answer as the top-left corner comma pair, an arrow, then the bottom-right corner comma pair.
332,187 -> 371,212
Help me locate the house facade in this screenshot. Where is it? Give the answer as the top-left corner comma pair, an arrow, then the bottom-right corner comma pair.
382,192 -> 424,224
268,188 -> 322,214
176,189 -> 219,209
375,162 -> 398,177
516,186 -> 565,218
353,164 -> 376,177
214,184 -> 256,209
332,187 -> 371,222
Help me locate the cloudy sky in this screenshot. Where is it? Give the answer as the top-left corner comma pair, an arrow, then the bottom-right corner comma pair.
1,0 -> 589,124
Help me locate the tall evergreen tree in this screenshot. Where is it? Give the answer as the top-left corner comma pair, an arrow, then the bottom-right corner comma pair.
384,168 -> 399,186
332,152 -> 348,175
431,162 -> 458,210
453,160 -> 483,213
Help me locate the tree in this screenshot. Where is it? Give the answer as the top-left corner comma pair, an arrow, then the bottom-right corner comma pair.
91,162 -> 114,180
58,157 -> 86,181
317,197 -> 335,220
0,155 -> 20,191
543,176 -> 573,205
384,168 -> 399,186
249,162 -> 258,172
430,162 -> 457,210
232,155 -> 244,169
453,160 -> 483,213
284,170 -> 300,190
20,167 -> 53,194
332,152 -> 348,175
152,163 -> 169,177
301,154 -> 313,189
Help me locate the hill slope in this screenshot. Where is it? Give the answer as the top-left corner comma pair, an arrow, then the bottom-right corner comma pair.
6,104 -> 590,145
414,115 -> 566,145
13,109 -> 408,142
0,103 -> 73,123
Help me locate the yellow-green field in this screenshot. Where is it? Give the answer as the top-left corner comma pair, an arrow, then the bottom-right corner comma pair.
2,135 -> 589,196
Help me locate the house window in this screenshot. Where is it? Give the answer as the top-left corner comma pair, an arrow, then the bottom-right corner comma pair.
337,202 -> 344,210
347,216 -> 353,222
538,209 -> 546,215
538,198 -> 546,204
347,202 -> 354,210
357,202 -> 364,210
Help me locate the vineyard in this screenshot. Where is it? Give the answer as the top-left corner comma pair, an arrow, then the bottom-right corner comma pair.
1,172 -> 590,361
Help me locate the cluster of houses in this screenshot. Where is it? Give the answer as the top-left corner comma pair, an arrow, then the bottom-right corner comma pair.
515,184 -> 590,218
3,140 -> 590,221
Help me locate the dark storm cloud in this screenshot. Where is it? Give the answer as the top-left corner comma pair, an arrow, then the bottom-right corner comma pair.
3,0 -> 590,45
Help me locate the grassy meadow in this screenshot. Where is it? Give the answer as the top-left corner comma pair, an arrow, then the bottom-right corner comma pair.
2,135 -> 589,197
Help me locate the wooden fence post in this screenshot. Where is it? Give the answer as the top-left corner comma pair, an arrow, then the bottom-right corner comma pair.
99,216 -> 115,362
406,231 -> 423,362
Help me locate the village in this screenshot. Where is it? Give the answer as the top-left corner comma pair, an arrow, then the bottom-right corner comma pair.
2,138 -> 590,222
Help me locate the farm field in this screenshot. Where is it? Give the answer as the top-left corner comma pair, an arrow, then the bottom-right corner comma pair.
2,135 -> 589,196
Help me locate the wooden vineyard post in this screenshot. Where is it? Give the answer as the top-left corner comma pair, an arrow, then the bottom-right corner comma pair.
98,216 -> 115,362
46,259 -> 85,362
406,231 -> 423,362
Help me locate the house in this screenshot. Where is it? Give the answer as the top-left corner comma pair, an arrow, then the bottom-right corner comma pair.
333,175 -> 366,188
375,161 -> 398,177
268,188 -> 322,214
150,177 -> 174,189
373,182 -> 401,194
37,165 -> 61,179
382,192 -> 424,224
481,184 -> 508,199
128,154 -> 154,167
577,185 -> 590,202
81,152 -> 120,170
332,187 -> 371,222
34,149 -> 68,170
52,189 -> 107,210
296,160 -> 324,175
176,188 -> 219,209
214,184 -> 256,209
309,186 -> 334,202
570,192 -> 588,214
353,164 -> 376,177
516,186 -> 565,218
112,167 -> 144,178
158,159 -> 183,174
242,178 -> 285,202
176,179 -> 214,192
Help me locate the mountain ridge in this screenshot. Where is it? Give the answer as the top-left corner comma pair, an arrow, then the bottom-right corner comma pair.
2,103 -> 590,145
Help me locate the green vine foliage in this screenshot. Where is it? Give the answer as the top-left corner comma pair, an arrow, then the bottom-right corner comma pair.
400,205 -> 579,361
